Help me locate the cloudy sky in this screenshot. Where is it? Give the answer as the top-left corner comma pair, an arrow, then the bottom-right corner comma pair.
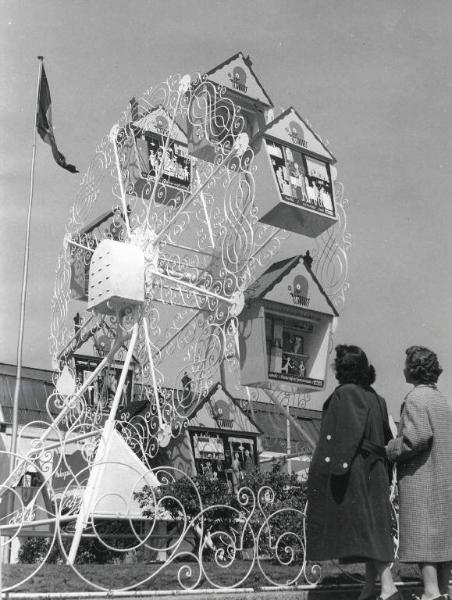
1,0 -> 451,416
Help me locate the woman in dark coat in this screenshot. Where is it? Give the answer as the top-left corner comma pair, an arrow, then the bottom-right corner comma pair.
386,346 -> 452,600
306,345 -> 399,600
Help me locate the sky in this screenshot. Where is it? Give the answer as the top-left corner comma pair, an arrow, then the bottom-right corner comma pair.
0,0 -> 451,418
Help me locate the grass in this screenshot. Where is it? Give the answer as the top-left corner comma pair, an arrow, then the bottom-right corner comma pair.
3,559 -> 422,593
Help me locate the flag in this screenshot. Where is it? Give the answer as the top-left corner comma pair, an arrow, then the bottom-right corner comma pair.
36,63 -> 79,173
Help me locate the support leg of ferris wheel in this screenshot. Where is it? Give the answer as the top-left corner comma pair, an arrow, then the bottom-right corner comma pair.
0,335 -> 125,498
67,317 -> 139,565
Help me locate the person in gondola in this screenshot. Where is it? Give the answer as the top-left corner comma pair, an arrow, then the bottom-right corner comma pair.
306,345 -> 399,600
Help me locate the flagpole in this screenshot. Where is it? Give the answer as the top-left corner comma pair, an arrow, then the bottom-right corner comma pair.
9,56 -> 44,471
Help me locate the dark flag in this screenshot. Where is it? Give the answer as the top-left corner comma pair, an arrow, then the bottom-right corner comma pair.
36,62 -> 79,173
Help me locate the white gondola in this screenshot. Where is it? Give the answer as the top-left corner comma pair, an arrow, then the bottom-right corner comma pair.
239,254 -> 338,393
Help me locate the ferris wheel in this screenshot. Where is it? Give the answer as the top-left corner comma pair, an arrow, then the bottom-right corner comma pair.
48,71 -> 291,459
1,62 -> 350,588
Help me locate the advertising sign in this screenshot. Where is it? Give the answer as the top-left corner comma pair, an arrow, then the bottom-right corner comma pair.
52,449 -> 89,496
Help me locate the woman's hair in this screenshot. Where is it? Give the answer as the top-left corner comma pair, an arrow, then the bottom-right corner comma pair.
334,344 -> 376,387
405,345 -> 442,384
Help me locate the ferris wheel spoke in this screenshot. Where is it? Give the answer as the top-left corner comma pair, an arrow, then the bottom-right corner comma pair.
154,311 -> 200,355
142,318 -> 164,428
158,255 -> 214,279
162,240 -> 214,257
150,291 -> 212,312
66,238 -> 95,254
151,270 -> 234,305
57,313 -> 99,362
109,125 -> 132,238
194,168 -> 214,248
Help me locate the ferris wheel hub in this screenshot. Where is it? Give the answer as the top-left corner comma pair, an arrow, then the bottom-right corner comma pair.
131,226 -> 159,271
88,239 -> 145,315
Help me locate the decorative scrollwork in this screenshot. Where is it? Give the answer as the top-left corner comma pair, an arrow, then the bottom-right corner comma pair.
311,180 -> 351,313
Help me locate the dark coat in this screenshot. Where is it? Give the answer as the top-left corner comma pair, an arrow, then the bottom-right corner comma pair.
386,385 -> 452,562
306,384 -> 394,562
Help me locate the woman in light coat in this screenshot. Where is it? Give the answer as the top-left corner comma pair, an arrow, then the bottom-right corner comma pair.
386,346 -> 452,600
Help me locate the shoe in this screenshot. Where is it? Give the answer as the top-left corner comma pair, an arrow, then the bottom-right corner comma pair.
377,592 -> 402,600
411,596 -> 449,600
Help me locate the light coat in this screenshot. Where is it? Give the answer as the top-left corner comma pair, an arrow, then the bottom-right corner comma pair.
386,384 -> 452,562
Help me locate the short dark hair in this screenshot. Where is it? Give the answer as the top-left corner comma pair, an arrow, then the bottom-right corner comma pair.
334,344 -> 376,387
405,345 -> 442,384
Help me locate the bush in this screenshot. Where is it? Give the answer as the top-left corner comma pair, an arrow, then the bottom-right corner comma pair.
238,465 -> 307,560
134,464 -> 307,561
17,520 -> 141,564
17,537 -> 58,564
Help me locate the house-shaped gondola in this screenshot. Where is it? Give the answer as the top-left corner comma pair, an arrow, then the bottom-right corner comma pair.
127,105 -> 191,207
187,52 -> 272,164
238,253 -> 338,393
252,108 -> 338,237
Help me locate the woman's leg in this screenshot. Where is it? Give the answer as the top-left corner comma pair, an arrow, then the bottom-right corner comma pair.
419,563 -> 440,599
375,561 -> 398,599
437,561 -> 452,596
358,561 -> 378,600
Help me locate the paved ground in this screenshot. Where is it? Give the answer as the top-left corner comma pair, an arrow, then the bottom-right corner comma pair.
4,582 -> 451,600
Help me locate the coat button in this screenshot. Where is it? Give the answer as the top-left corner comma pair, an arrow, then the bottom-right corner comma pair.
326,435 -> 332,440
342,462 -> 348,469
325,457 -> 331,463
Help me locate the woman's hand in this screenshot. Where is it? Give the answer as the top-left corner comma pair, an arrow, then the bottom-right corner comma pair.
388,414 -> 398,438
